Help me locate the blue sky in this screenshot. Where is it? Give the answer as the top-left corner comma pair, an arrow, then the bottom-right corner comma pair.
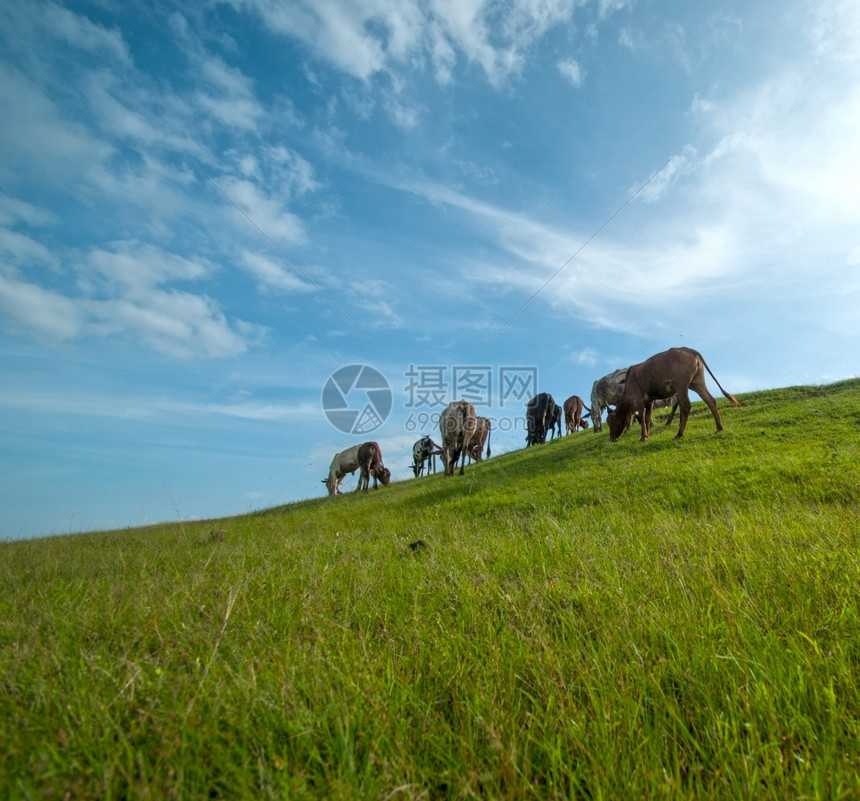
1,0 -> 858,539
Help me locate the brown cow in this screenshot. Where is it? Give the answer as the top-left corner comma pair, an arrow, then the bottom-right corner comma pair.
563,395 -> 589,434
607,347 -> 740,442
439,400 -> 478,476
526,393 -> 556,446
466,416 -> 492,463
356,441 -> 390,491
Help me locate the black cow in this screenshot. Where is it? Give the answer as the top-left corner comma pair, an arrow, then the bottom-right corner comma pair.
526,393 -> 556,446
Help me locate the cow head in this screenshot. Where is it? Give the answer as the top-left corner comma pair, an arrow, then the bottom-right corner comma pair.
322,477 -> 336,496
375,466 -> 391,486
607,408 -> 630,442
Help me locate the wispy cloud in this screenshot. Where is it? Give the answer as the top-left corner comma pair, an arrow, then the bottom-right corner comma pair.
244,0 -> 582,88
557,58 -> 584,87
0,386 -> 319,424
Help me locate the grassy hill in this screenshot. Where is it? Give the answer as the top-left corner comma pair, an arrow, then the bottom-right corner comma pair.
2,380 -> 859,799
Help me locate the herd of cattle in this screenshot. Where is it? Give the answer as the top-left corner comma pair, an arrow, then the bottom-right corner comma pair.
323,346 -> 741,495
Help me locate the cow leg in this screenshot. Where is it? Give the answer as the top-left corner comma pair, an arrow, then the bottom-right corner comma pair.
674,392 -> 693,438
638,403 -> 649,441
690,378 -> 724,433
665,396 -> 679,426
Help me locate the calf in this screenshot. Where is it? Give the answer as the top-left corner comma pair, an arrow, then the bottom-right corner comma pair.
466,416 -> 492,462
412,436 -> 442,477
356,441 -> 390,491
563,395 -> 588,434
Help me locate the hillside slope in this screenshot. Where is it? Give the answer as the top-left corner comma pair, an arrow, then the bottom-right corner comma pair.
2,380 -> 859,798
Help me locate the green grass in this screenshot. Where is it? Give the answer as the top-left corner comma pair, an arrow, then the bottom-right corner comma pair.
2,379 -> 859,799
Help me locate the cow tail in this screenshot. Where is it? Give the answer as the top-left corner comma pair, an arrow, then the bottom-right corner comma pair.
696,351 -> 742,407
486,427 -> 492,459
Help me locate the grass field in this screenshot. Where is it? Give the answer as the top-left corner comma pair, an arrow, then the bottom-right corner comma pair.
2,380 -> 859,799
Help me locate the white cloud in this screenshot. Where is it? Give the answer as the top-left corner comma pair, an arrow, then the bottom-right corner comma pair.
0,272 -> 85,342
0,386 -> 319,424
635,145 -> 697,204
571,347 -> 598,366
194,54 -> 265,130
84,242 -> 213,293
0,63 -> 115,181
239,250 -> 314,292
245,0 -> 579,88
1,238 -> 262,358
0,194 -> 56,228
244,0 -> 390,80
79,242 -> 259,358
40,2 -> 131,66
598,0 -> 635,21
0,228 -> 59,269
557,58 -> 583,86
349,278 -> 404,328
220,177 -> 307,244
85,291 -> 252,359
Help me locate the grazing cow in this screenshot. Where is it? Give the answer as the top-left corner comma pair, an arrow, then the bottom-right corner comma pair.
411,436 -> 442,477
466,416 -> 492,463
526,393 -> 556,446
323,442 -> 390,496
607,347 -> 741,442
563,395 -> 589,434
356,441 -> 391,491
589,368 -> 628,433
439,400 -> 478,476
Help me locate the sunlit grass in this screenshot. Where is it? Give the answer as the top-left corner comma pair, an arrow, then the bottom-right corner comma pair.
1,380 -> 859,798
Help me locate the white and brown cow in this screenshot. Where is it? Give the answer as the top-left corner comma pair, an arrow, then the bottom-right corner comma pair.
466,416 -> 492,463
607,347 -> 740,442
323,441 -> 390,495
439,400 -> 478,476
589,368 -> 627,433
